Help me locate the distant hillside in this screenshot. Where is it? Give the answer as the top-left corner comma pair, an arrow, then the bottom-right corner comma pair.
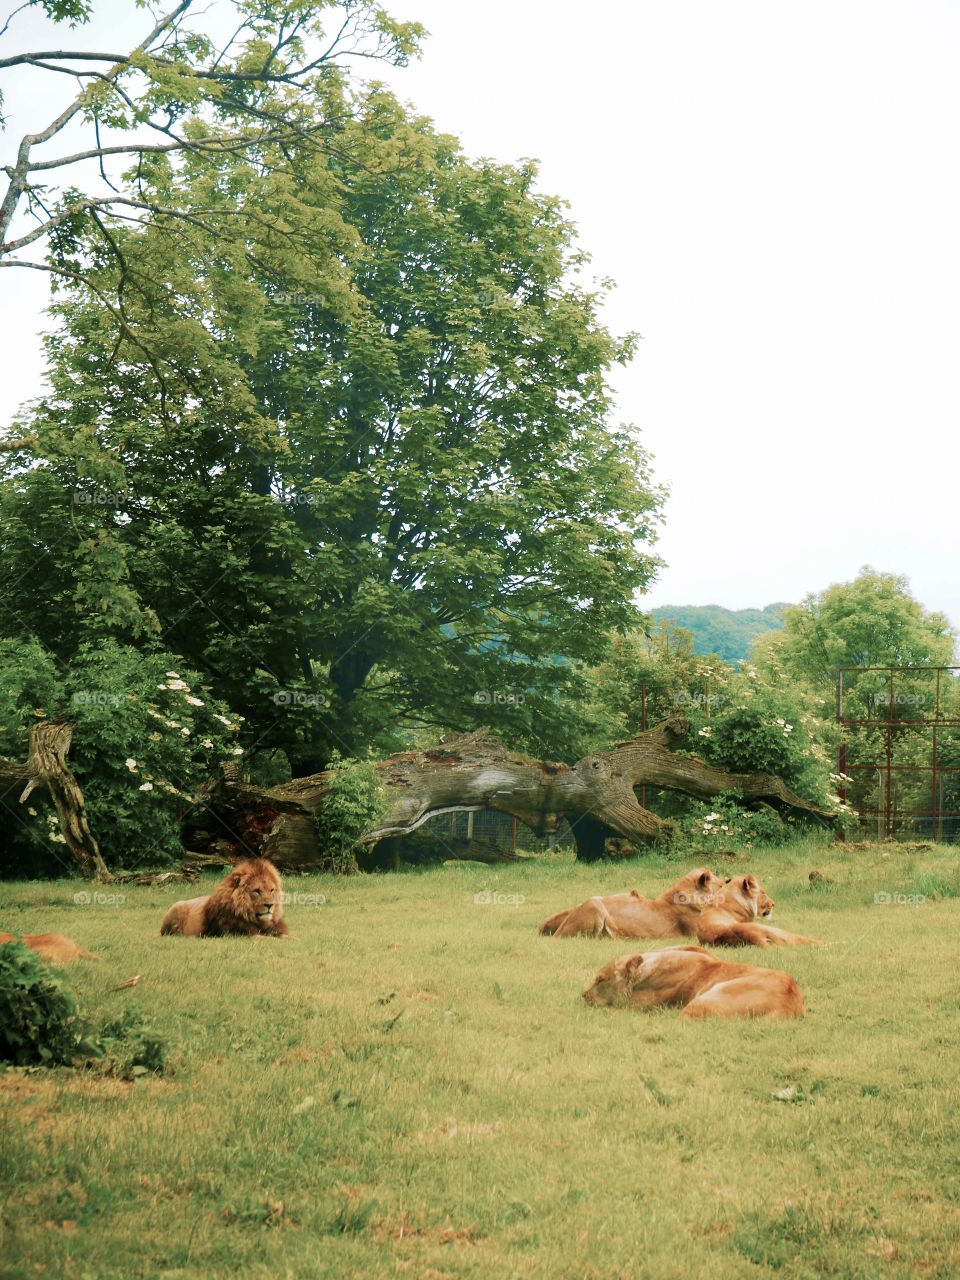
649,603 -> 789,664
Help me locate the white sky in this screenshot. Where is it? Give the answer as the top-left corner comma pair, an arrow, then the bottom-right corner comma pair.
3,1 -> 959,629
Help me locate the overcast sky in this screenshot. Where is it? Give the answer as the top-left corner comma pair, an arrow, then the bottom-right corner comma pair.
3,1 -> 959,630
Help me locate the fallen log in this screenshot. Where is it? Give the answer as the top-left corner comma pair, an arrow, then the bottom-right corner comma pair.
182,715 -> 835,869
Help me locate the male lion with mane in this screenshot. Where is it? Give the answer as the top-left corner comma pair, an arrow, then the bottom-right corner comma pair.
160,858 -> 289,938
582,945 -> 804,1019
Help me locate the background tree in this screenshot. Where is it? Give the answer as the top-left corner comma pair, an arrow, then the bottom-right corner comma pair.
752,568 -> 958,836
0,85 -> 664,774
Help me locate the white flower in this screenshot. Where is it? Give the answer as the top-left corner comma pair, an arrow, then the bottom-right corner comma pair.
201,738 -> 214,749
698,726 -> 712,738
166,679 -> 188,691
139,781 -> 154,791
27,807 -> 37,817
180,728 -> 190,737
775,718 -> 786,726
125,757 -> 138,772
705,812 -> 721,821
165,671 -> 180,678
50,833 -> 67,844
231,747 -> 244,756
214,714 -> 233,727
185,696 -> 204,707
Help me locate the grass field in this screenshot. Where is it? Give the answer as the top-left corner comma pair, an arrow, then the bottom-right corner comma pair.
2,840 -> 960,1279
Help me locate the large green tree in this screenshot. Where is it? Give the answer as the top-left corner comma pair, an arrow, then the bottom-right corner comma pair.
0,87 -> 663,772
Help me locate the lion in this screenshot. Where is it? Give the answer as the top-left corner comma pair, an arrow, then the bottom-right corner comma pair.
695,875 -> 821,947
538,867 -> 725,939
0,932 -> 100,963
160,858 -> 289,938
582,945 -> 804,1019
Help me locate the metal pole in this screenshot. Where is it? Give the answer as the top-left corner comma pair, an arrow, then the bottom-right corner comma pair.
836,670 -> 847,841
886,670 -> 894,839
933,669 -> 941,841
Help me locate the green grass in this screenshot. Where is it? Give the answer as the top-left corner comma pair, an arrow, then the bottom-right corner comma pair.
2,840 -> 960,1279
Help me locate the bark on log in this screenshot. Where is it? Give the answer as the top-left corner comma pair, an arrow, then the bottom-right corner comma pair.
0,719 -> 112,881
182,715 -> 835,869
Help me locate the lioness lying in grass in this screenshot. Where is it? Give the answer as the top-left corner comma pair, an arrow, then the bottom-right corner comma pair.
538,867 -> 725,939
582,945 -> 804,1019
0,932 -> 100,963
540,870 -> 820,947
696,874 -> 821,947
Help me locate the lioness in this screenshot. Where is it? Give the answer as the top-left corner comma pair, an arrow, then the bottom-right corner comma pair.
0,932 -> 100,963
538,867 -> 725,939
696,875 -> 821,947
582,945 -> 804,1019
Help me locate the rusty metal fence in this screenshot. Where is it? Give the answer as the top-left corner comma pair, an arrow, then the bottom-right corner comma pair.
837,666 -> 960,841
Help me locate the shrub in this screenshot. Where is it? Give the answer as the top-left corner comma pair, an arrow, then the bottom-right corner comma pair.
677,794 -> 790,853
0,940 -> 169,1075
0,639 -> 243,875
0,940 -> 90,1066
313,757 -> 387,874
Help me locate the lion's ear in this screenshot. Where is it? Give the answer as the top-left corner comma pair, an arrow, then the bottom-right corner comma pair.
230,874 -> 242,888
742,875 -> 758,892
696,870 -> 713,889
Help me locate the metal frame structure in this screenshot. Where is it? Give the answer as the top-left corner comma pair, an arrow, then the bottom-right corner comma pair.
836,666 -> 960,841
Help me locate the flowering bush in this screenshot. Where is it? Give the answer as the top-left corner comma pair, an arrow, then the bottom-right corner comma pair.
678,794 -> 787,852
0,639 -> 241,874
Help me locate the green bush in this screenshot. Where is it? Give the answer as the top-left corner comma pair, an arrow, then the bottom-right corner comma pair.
313,757 -> 387,874
0,940 -> 169,1075
0,940 -> 90,1066
0,639 -> 242,875
677,794 -> 790,853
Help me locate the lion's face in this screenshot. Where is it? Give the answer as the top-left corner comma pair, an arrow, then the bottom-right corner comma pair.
583,946 -> 712,1007
582,953 -> 639,1006
724,875 -> 774,919
227,860 -> 283,924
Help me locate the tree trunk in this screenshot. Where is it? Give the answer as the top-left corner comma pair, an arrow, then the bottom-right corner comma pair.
1,719 -> 112,881
183,715 -> 834,869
